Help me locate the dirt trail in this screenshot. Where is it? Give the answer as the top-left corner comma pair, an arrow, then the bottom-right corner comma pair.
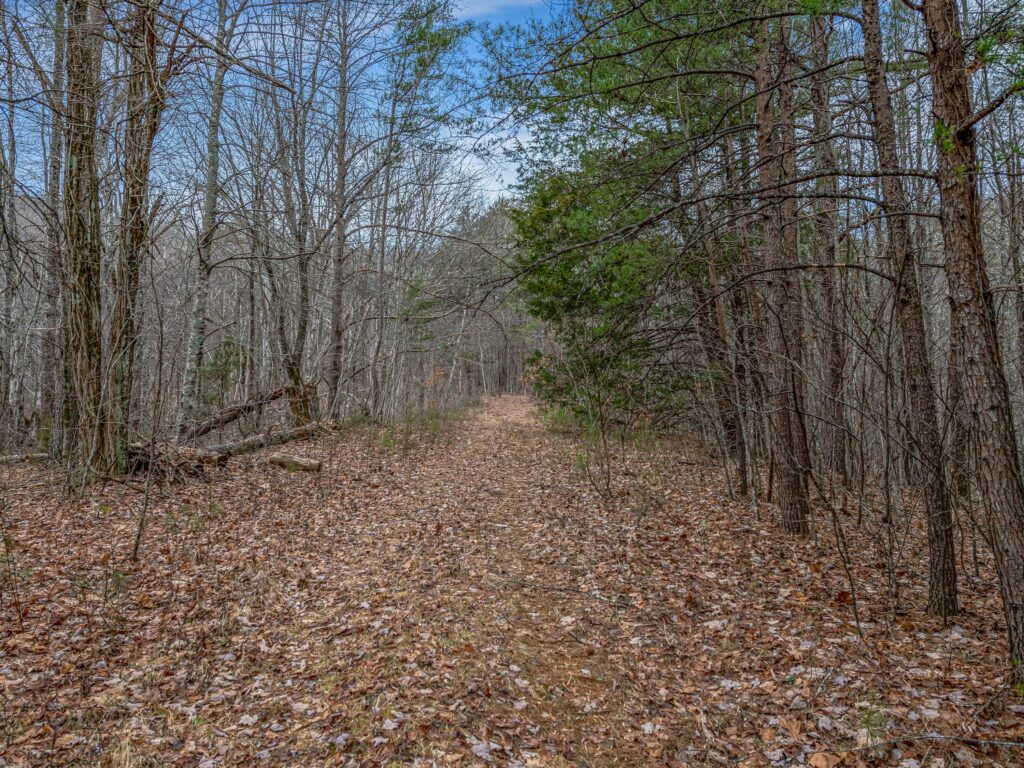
0,397 -> 1016,766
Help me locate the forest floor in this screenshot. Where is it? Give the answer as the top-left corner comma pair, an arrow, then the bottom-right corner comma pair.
1,396 -> 1021,767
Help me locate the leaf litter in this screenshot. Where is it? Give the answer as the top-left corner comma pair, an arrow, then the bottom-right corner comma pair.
0,396 -> 1020,766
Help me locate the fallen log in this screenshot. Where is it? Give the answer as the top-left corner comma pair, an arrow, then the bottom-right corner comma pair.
205,423 -> 321,459
268,454 -> 321,472
127,444 -> 226,476
127,424 -> 321,476
182,387 -> 287,441
0,452 -> 47,465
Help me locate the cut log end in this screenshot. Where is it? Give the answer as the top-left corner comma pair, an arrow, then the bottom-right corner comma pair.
268,455 -> 321,472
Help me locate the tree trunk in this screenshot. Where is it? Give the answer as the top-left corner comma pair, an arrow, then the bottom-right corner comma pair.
328,0 -> 351,417
0,0 -> 17,451
62,0 -> 113,473
42,0 -> 66,459
177,0 -> 231,442
109,0 -> 164,471
808,15 -> 848,483
753,18 -> 811,535
863,0 -> 958,617
946,324 -> 972,503
368,85 -> 401,422
776,24 -> 814,495
922,0 -> 1024,661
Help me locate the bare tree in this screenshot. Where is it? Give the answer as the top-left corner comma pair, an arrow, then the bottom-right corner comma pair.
177,0 -> 247,442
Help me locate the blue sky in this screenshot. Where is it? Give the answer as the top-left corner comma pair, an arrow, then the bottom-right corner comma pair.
453,0 -> 552,199
455,0 -> 548,22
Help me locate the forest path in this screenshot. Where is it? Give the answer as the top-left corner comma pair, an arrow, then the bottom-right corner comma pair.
1,397 -> 1013,766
